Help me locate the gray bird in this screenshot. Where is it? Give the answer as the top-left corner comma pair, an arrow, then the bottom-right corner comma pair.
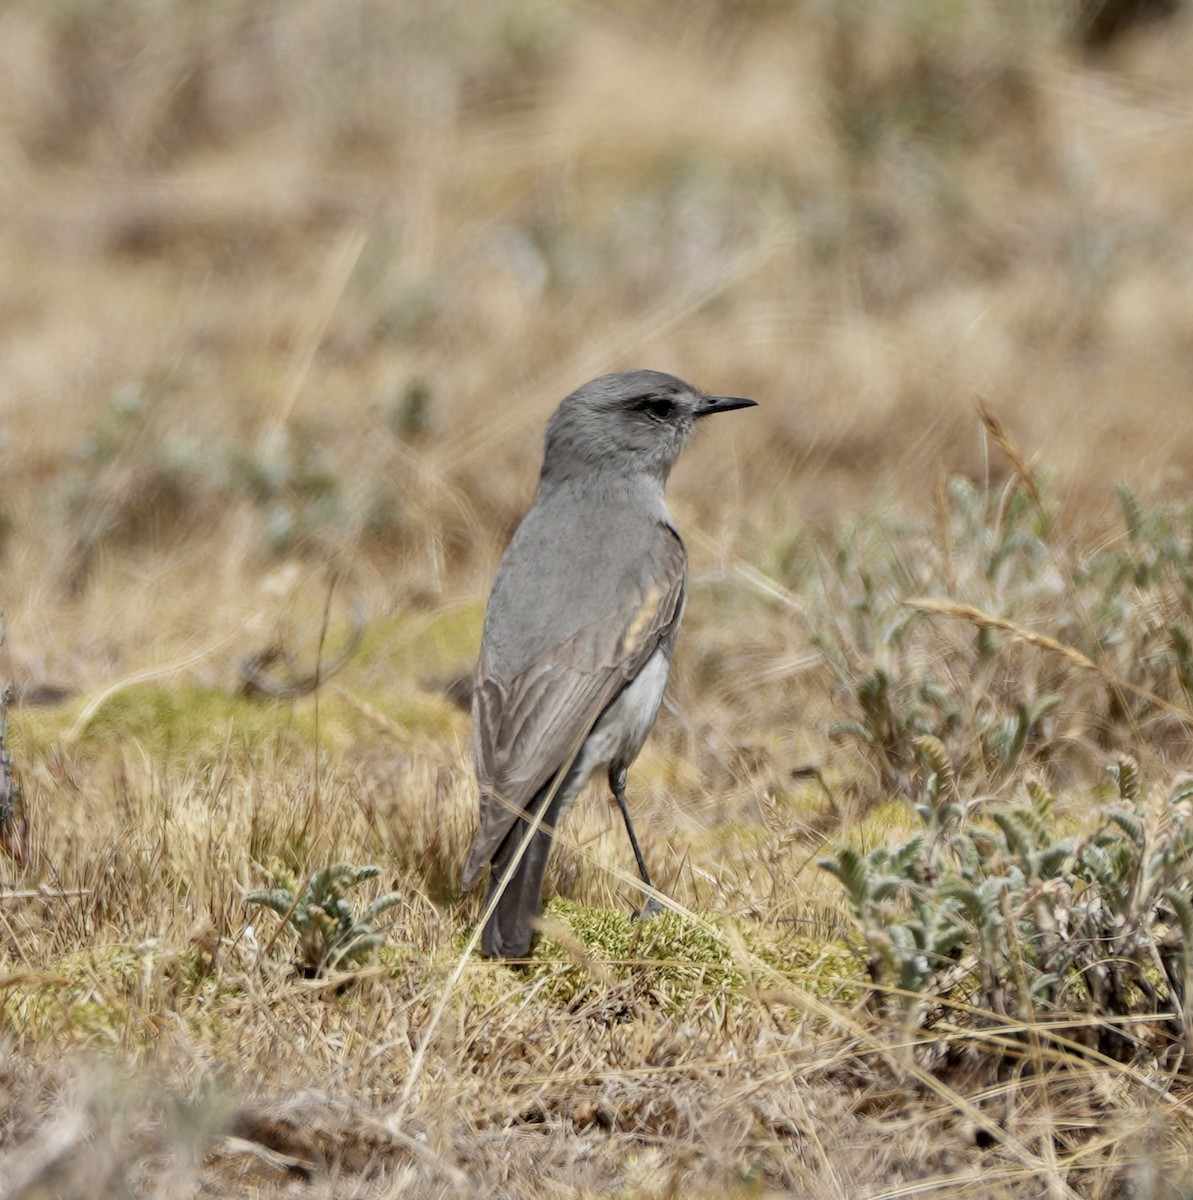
460,369 -> 756,958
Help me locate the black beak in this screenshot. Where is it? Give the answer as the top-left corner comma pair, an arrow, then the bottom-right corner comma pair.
696,394 -> 757,418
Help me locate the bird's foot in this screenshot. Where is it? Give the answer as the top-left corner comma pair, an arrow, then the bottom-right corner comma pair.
633,896 -> 665,921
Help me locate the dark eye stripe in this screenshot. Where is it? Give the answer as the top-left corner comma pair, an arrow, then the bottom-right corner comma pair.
635,396 -> 674,419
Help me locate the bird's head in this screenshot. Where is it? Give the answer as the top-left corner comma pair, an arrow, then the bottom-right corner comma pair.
541,369 -> 755,485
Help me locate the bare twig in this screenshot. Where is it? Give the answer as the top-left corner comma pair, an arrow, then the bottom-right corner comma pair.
239,602 -> 366,699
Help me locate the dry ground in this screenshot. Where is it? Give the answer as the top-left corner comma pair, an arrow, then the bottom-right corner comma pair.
4,2 -> 1193,1196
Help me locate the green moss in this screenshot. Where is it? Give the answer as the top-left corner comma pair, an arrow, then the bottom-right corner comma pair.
7,943 -> 233,1046
333,688 -> 462,744
420,603 -> 485,667
750,927 -> 867,1004
13,686 -> 276,761
456,900 -> 868,1020
829,797 -> 920,854
359,602 -> 484,680
692,819 -> 753,848
11,680 -> 458,765
71,685 -> 281,758
27,945 -> 142,1040
521,899 -> 754,1007
7,705 -> 67,761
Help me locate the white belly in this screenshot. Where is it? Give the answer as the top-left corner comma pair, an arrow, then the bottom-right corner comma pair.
572,646 -> 671,788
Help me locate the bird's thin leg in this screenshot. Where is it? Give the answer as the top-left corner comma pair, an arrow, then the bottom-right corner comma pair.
609,766 -> 663,919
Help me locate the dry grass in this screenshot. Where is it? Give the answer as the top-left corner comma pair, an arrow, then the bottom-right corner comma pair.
5,1 -> 1193,1195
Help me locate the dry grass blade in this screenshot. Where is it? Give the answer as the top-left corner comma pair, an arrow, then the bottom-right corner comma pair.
905,599 -> 1097,669
266,228 -> 370,437
62,632 -> 243,743
905,597 -> 1193,729
976,397 -> 1046,523
335,687 -> 408,742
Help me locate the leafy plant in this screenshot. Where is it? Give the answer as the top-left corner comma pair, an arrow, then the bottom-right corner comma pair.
817,477 -> 1064,790
246,862 -> 403,979
816,474 -> 1193,797
820,755 -> 1193,1060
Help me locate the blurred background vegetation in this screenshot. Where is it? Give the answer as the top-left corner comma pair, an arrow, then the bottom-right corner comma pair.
5,2 -> 1193,1195
5,0 -> 1193,684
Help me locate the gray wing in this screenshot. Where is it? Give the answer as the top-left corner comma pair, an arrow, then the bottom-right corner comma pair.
461,524 -> 685,889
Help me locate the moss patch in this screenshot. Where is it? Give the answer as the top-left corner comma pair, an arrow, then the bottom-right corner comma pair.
523,899 -> 752,1008
6,943 -> 231,1047
13,681 -> 459,765
358,602 -> 484,681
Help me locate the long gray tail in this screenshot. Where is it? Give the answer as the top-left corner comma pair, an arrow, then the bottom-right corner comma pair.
481,782 -> 566,959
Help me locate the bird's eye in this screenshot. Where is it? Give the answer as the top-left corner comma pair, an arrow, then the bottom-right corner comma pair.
636,396 -> 674,420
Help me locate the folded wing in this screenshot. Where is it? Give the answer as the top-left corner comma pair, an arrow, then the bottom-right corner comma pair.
461,524 -> 686,889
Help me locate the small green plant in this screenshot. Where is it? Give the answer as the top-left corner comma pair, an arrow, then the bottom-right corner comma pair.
246,862 -> 403,979
820,754 -> 1193,1060
816,476 -> 1193,795
1079,483 -> 1193,700
815,476 -> 1066,791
